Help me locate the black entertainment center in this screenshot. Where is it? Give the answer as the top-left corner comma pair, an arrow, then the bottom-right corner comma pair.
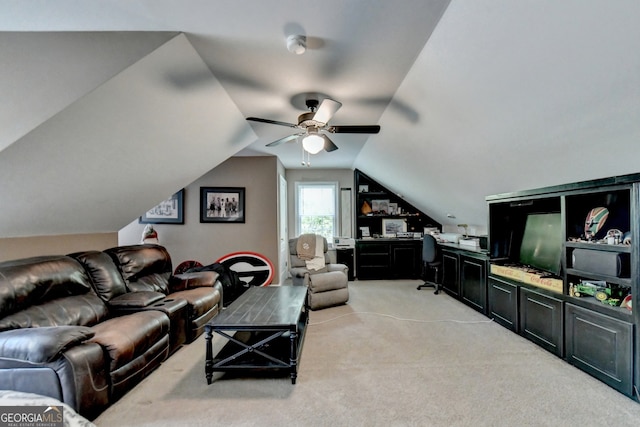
351,169 -> 639,400
486,174 -> 639,399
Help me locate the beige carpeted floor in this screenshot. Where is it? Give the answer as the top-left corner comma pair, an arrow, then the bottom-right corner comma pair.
94,280 -> 640,426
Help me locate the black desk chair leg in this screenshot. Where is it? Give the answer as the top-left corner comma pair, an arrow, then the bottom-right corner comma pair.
417,264 -> 440,294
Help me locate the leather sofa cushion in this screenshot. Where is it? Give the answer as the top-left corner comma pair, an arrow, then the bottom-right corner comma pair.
106,245 -> 172,293
0,326 -> 95,363
0,255 -> 94,316
90,310 -> 169,372
0,293 -> 108,331
169,287 -> 220,319
69,251 -> 128,302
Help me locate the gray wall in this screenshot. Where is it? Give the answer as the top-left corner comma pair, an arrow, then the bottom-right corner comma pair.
119,156 -> 281,281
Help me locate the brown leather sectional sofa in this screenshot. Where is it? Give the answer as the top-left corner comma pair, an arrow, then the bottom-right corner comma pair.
0,244 -> 223,420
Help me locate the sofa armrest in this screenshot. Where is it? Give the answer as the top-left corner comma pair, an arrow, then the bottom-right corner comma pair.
289,267 -> 310,287
169,271 -> 220,292
0,326 -> 94,364
289,267 -> 310,278
109,291 -> 165,309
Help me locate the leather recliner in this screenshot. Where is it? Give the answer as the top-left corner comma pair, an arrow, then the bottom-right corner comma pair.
70,250 -> 189,354
103,244 -> 223,342
0,255 -> 171,419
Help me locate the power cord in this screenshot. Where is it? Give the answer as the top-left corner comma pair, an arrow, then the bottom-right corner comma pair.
309,311 -> 495,326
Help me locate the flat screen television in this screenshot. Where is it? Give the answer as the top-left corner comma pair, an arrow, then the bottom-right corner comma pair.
518,212 -> 563,276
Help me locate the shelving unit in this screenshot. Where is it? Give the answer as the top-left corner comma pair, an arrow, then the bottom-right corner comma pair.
354,169 -> 440,238
486,174 -> 640,399
353,169 -> 441,279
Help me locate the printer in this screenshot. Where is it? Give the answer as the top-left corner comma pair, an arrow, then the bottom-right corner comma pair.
334,237 -> 356,249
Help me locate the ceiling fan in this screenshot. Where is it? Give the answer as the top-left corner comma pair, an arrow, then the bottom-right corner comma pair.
246,98 -> 381,154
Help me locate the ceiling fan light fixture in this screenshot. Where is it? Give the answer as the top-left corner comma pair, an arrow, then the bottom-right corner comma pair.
286,35 -> 306,55
302,133 -> 324,154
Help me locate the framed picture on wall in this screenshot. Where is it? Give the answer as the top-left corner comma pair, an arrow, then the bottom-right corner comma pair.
382,218 -> 406,237
200,187 -> 245,223
139,189 -> 184,224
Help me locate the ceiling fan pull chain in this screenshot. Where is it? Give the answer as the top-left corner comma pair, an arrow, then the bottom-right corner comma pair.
301,144 -> 311,167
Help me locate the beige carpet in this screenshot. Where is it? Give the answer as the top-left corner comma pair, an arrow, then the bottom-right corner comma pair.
94,280 -> 640,426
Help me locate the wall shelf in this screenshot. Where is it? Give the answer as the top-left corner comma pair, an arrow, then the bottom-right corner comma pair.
353,169 -> 441,279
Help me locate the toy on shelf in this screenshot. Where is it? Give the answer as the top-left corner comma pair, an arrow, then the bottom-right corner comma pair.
569,280 -> 628,307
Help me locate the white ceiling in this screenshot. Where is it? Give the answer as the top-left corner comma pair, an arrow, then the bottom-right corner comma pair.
1,0 -> 639,237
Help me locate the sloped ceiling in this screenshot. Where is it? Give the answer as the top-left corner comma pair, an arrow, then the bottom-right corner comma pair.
0,33 -> 255,237
356,1 -> 640,231
1,1 -> 639,238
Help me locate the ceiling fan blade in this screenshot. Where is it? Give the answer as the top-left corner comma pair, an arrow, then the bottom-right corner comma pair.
265,133 -> 302,147
247,117 -> 298,128
322,134 -> 339,152
312,99 -> 342,124
327,125 -> 381,134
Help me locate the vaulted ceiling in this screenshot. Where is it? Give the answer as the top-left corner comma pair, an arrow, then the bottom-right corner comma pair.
1,1 -> 639,238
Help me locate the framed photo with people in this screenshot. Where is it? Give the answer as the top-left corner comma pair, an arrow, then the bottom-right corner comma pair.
200,187 -> 245,223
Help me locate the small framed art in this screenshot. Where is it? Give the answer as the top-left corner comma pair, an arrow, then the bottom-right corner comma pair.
139,189 -> 184,224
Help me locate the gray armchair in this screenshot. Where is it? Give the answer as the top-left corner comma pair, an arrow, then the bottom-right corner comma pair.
289,235 -> 349,310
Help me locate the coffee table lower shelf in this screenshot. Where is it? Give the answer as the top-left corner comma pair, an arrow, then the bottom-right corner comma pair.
207,328 -> 306,383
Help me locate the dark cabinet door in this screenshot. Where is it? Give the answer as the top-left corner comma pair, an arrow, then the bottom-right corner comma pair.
441,250 -> 460,296
519,287 -> 564,357
390,244 -> 420,279
356,242 -> 390,279
460,256 -> 487,314
336,248 -> 355,281
488,276 -> 519,332
565,303 -> 633,396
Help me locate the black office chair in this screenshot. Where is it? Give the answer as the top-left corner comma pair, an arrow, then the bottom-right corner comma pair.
417,234 -> 441,294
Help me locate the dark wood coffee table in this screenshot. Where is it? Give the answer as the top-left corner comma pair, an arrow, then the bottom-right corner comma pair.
205,286 -> 308,385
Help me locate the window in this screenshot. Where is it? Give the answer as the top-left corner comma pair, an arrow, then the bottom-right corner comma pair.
295,182 -> 338,241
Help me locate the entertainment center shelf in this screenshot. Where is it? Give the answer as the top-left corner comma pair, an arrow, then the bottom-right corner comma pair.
486,173 -> 640,400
